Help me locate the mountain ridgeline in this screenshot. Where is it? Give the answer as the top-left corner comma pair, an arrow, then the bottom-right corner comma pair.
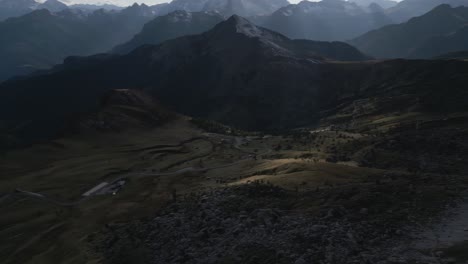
4,0 -> 468,82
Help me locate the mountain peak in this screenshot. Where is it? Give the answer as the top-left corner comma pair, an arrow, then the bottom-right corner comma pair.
39,0 -> 68,12
224,14 -> 250,26
431,4 -> 453,12
221,15 -> 269,38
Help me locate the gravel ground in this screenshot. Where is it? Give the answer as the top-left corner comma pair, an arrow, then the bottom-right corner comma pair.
98,178 -> 465,264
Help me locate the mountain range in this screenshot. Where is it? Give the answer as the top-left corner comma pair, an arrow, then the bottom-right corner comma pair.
351,4 -> 468,58
2,14 -> 468,146
0,15 -> 368,143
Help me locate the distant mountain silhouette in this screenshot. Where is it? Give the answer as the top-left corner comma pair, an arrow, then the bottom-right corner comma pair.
0,4 -> 155,81
259,0 -> 393,41
113,10 -> 224,54
351,5 -> 468,58
386,0 -> 468,23
0,15 -> 368,143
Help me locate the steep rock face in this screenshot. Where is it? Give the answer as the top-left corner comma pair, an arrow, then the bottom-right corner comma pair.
0,15 -> 368,143
350,5 -> 468,58
113,10 -> 224,54
261,0 -> 393,41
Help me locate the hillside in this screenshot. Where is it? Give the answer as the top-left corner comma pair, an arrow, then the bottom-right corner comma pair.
350,4 -> 468,58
